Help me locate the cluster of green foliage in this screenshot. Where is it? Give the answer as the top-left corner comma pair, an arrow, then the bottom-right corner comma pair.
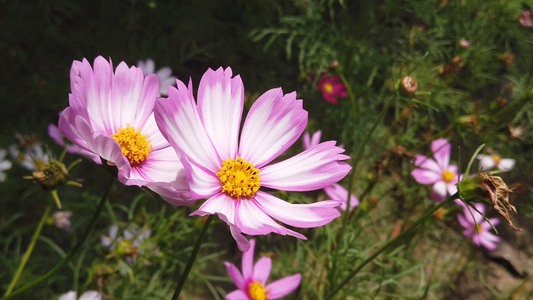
1,0 -> 533,299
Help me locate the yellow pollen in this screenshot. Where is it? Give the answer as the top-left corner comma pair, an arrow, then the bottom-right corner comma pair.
491,155 -> 501,164
323,83 -> 334,94
248,281 -> 269,300
111,125 -> 153,167
216,157 -> 260,200
442,170 -> 455,183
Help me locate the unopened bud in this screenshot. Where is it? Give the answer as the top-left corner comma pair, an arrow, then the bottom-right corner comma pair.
458,39 -> 470,48
399,76 -> 418,95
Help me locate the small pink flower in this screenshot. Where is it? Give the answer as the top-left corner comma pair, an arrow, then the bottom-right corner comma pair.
476,154 -> 515,171
58,56 -> 191,206
317,73 -> 348,104
458,39 -> 470,48
303,131 -> 358,210
520,10 -> 533,27
411,138 -> 460,202
457,202 -> 501,250
224,239 -> 301,300
155,67 -> 350,251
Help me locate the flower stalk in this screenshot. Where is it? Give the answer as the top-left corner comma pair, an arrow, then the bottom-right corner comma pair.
4,202 -> 52,296
326,195 -> 456,299
171,215 -> 214,300
1,178 -> 114,300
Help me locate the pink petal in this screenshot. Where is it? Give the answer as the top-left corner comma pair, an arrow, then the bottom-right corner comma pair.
302,132 -> 311,150
180,157 -> 221,200
224,262 -> 245,290
242,239 -> 256,279
253,256 -> 272,284
239,88 -> 307,168
261,141 -> 350,191
266,274 -> 302,299
430,181 -> 447,202
411,168 -> 441,185
323,183 -> 359,210
254,191 -> 341,228
190,193 -> 236,224
225,290 -> 248,300
154,80 -> 222,174
431,138 -> 451,171
234,198 -> 304,237
413,155 -> 441,172
48,124 -> 65,147
302,130 -> 322,150
197,67 -> 243,160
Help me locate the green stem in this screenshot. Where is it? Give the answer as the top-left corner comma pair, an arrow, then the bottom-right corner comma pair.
325,195 -> 456,299
327,94 -> 396,294
171,215 -> 214,300
4,202 -> 53,296
1,178 -> 114,300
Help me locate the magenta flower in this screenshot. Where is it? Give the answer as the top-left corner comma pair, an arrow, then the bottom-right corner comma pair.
476,154 -> 515,171
154,67 -> 350,251
411,138 -> 459,202
137,58 -> 177,96
303,131 -> 358,210
224,239 -> 301,300
317,73 -> 348,104
58,56 -> 191,206
520,10 -> 533,27
457,202 -> 501,250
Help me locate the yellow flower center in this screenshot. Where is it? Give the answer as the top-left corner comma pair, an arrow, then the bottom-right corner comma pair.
111,125 -> 153,168
216,157 -> 260,200
441,170 -> 455,183
248,281 -> 269,300
473,223 -> 482,234
323,83 -> 334,94
491,155 -> 501,164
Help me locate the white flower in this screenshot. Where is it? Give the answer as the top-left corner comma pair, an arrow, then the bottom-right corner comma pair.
52,211 -> 72,232
0,149 -> 12,182
137,58 -> 176,96
58,290 -> 101,300
476,154 -> 515,171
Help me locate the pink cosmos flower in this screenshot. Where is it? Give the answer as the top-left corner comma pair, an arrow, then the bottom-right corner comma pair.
154,67 -> 350,251
303,131 -> 358,210
317,73 -> 348,104
411,138 -> 460,202
457,202 -> 501,250
224,239 -> 301,300
137,58 -> 177,96
58,56 -> 191,206
476,154 -> 515,171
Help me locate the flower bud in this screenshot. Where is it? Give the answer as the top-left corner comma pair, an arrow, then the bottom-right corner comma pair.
398,76 -> 418,95
30,159 -> 69,190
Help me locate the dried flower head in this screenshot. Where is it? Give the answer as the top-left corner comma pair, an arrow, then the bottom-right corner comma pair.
458,172 -> 520,231
28,159 -> 69,190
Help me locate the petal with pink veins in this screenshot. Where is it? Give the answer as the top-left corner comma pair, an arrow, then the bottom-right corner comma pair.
239,88 -> 307,168
260,141 -> 350,191
197,67 -> 243,160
